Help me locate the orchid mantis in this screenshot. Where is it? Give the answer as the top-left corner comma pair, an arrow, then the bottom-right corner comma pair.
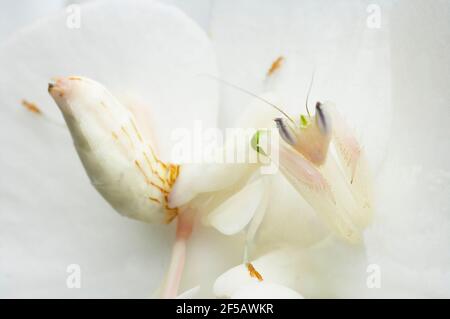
272,102 -> 373,243
204,60 -> 373,247
247,75 -> 373,244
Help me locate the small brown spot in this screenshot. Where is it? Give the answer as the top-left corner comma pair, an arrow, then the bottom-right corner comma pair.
267,56 -> 284,76
68,76 -> 82,81
246,263 -> 263,281
21,100 -> 42,115
148,196 -> 161,204
111,132 -> 118,140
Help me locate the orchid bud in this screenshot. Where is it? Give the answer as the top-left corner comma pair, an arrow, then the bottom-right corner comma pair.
48,76 -> 179,224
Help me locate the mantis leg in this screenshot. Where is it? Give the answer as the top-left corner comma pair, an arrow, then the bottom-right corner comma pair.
325,103 -> 373,228
277,144 -> 362,244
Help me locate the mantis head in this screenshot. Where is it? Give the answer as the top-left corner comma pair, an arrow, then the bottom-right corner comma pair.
275,101 -> 332,166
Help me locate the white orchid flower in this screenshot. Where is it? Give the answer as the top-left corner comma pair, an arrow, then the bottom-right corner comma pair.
1,0 -> 449,299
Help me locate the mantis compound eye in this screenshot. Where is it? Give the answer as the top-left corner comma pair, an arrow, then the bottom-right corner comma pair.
315,102 -> 331,136
274,117 -> 297,146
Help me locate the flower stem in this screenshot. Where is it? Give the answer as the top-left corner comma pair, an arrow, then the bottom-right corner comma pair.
161,208 -> 194,299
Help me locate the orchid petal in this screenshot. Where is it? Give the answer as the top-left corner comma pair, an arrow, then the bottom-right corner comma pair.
0,0 -> 219,161
214,250 -> 300,298
176,286 -> 200,299
363,0 -> 450,297
231,282 -> 303,299
255,174 -> 330,248
207,178 -> 265,235
0,0 -> 65,41
169,162 -> 253,208
179,226 -> 245,298
215,238 -> 369,299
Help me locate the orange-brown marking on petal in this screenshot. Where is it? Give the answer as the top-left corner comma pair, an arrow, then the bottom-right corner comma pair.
267,56 -> 284,76
153,181 -> 169,194
121,126 -> 134,149
164,165 -> 180,223
134,160 -> 150,183
136,160 -> 166,191
139,144 -> 180,223
68,76 -> 82,81
246,263 -> 263,281
153,167 -> 167,186
21,100 -> 42,114
148,196 -> 161,204
164,207 -> 178,223
143,151 -> 166,185
167,164 -> 180,187
143,151 -> 155,170
131,119 -> 144,143
111,132 -> 118,140
149,145 -> 168,169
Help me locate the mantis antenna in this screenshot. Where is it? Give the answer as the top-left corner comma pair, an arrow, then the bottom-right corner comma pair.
200,74 -> 296,125
305,69 -> 316,118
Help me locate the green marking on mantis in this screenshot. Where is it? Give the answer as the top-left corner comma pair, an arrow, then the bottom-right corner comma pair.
251,130 -> 267,156
300,114 -> 309,128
